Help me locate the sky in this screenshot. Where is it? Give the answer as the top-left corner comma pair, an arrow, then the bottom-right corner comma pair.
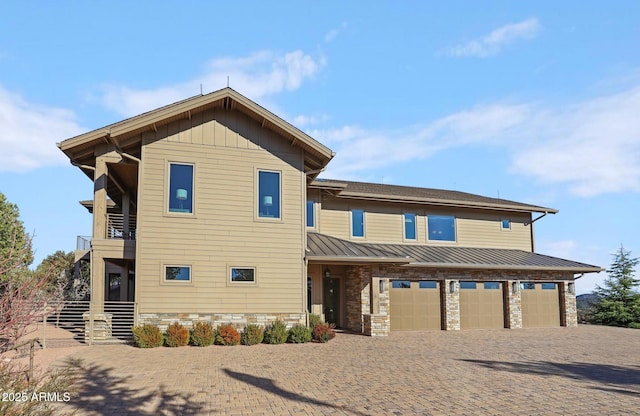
1,1 -> 639,295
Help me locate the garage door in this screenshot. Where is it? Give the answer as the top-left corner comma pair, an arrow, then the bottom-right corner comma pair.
390,280 -> 441,330
459,281 -> 504,329
521,282 -> 560,327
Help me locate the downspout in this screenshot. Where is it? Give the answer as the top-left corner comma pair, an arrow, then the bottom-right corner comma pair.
526,212 -> 548,252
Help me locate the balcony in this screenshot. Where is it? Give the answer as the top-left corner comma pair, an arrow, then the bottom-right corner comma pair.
106,213 -> 137,240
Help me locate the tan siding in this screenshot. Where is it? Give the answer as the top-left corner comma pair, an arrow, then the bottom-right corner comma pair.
317,195 -> 532,250
135,108 -> 306,314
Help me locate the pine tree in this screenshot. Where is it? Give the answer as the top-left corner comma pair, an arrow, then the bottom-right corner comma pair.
590,245 -> 640,327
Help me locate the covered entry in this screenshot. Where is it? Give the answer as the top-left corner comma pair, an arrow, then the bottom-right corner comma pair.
521,282 -> 560,327
460,281 -> 504,329
390,280 -> 441,330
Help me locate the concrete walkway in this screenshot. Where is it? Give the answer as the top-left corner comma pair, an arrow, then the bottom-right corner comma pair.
52,325 -> 640,415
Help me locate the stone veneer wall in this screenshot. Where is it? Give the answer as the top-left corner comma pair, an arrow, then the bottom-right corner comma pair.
345,266 -> 371,332
138,312 -> 305,331
363,314 -> 390,336
506,280 -> 523,329
443,280 -> 460,330
561,282 -> 578,327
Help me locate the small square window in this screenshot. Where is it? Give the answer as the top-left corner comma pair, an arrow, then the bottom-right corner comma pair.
460,281 -> 476,289
165,266 -> 191,282
419,280 -> 437,289
352,209 -> 365,237
484,282 -> 500,290
391,280 -> 411,289
541,283 -> 556,290
428,215 -> 455,241
501,219 -> 511,230
258,170 -> 281,219
404,213 -> 417,240
520,282 -> 535,290
168,163 -> 194,213
230,267 -> 255,283
306,200 -> 315,228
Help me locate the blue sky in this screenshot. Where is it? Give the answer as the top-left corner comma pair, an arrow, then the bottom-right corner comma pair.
1,2 -> 638,294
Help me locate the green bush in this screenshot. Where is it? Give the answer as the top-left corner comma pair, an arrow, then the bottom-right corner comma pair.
191,321 -> 215,346
312,322 -> 336,343
132,324 -> 164,348
308,313 -> 322,328
241,324 -> 264,346
215,324 -> 241,346
165,322 -> 190,347
288,323 -> 312,343
629,322 -> 640,329
264,320 -> 288,344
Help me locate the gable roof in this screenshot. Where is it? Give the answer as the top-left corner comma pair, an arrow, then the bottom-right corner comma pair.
310,179 -> 557,214
57,87 -> 334,175
307,232 -> 602,273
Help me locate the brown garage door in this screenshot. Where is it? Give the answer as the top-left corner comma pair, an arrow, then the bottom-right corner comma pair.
521,282 -> 560,327
390,280 -> 441,330
460,281 -> 504,329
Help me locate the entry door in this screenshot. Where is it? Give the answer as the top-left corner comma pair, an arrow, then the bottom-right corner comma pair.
323,278 -> 340,326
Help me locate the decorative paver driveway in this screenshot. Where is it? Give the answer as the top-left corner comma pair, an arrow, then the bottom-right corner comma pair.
53,326 -> 640,415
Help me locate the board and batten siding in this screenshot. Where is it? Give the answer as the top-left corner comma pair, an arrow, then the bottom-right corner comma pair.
318,196 -> 532,251
134,108 -> 306,314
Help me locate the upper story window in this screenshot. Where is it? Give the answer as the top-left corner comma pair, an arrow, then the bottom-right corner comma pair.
258,170 -> 281,219
427,215 -> 455,241
351,209 -> 365,237
501,219 -> 511,230
404,213 -> 416,240
168,163 -> 194,214
306,200 -> 315,227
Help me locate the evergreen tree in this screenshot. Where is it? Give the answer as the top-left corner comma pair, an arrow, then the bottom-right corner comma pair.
590,245 -> 640,327
0,192 -> 33,278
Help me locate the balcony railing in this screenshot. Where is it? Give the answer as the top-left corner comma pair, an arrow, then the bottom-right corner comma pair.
106,213 -> 137,240
76,236 -> 91,250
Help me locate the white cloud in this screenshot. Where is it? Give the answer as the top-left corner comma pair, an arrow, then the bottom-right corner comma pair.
325,22 -> 348,43
100,50 -> 325,117
0,86 -> 83,172
316,81 -> 640,196
445,18 -> 541,58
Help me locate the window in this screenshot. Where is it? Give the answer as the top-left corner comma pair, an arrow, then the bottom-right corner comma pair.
520,282 -> 535,290
484,282 -> 500,290
501,219 -> 511,230
392,280 -> 411,289
168,163 -> 193,213
258,170 -> 281,219
404,213 -> 416,240
230,267 -> 255,283
351,209 -> 364,237
306,200 -> 315,227
165,266 -> 191,282
419,280 -> 437,289
460,281 -> 476,289
542,283 -> 556,290
427,215 -> 455,241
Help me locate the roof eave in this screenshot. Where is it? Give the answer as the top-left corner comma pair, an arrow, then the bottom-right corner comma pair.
307,256 -> 415,264
403,262 -> 603,273
334,192 -> 558,213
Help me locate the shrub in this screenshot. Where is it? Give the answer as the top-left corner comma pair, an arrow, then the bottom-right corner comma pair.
308,313 -> 322,328
241,324 -> 264,346
312,322 -> 336,343
165,322 -> 190,347
288,323 -> 312,343
132,324 -> 164,348
191,321 -> 215,346
629,322 -> 640,329
264,320 -> 288,344
215,324 -> 241,346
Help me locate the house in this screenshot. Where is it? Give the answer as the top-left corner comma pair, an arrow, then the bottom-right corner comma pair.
58,87 -> 601,337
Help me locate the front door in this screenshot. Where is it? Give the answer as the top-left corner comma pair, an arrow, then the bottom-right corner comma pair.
323,278 -> 340,326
